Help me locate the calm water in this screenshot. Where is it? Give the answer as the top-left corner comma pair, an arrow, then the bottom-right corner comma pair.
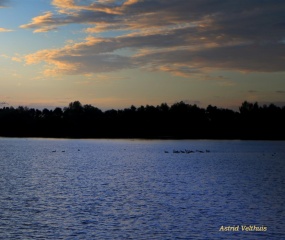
0,138 -> 284,239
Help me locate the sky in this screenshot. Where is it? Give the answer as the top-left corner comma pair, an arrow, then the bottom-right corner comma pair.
0,0 -> 285,110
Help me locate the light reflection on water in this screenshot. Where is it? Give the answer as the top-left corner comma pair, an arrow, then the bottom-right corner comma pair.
0,138 -> 284,239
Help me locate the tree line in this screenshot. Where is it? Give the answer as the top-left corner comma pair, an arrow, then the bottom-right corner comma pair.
0,101 -> 284,139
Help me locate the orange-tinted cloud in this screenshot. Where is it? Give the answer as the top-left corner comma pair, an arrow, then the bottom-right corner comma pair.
22,0 -> 285,76
0,0 -> 12,32
0,27 -> 12,32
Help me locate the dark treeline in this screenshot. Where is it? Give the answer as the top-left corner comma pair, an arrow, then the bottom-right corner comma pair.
0,101 -> 284,139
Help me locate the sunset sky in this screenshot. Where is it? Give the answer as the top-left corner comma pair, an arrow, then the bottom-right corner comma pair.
1,0 -> 285,110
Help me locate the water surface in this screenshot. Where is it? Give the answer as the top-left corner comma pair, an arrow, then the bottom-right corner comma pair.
0,138 -> 284,239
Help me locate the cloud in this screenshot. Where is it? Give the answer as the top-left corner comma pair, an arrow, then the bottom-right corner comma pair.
0,27 -> 12,32
0,0 -> 7,7
0,1 -> 13,32
20,11 -> 68,32
22,0 -> 285,76
24,37 -> 134,75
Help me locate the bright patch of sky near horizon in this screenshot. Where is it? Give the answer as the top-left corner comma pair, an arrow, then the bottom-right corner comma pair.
0,0 -> 284,110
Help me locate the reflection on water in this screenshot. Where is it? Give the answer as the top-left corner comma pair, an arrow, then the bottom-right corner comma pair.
0,138 -> 284,239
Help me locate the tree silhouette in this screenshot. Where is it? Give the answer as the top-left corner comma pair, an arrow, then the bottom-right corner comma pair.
0,100 -> 283,139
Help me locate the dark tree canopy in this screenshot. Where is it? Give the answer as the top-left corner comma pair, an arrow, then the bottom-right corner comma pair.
0,101 -> 284,139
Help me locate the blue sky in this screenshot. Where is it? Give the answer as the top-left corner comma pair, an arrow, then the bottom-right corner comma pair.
0,0 -> 285,110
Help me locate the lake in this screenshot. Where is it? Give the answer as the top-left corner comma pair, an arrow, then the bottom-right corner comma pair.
0,138 -> 284,239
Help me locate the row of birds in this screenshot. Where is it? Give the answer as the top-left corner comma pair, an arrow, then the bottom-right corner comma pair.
51,149 -> 80,152
51,149 -> 210,154
165,149 -> 210,154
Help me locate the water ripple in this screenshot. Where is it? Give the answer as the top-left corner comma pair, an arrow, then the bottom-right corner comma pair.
0,138 -> 284,239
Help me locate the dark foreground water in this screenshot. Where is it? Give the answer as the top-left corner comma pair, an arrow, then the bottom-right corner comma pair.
0,138 -> 284,239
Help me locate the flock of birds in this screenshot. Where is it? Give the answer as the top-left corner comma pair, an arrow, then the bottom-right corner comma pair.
165,149 -> 211,154
51,149 -> 80,153
49,148 -> 279,160
51,149 -> 210,154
